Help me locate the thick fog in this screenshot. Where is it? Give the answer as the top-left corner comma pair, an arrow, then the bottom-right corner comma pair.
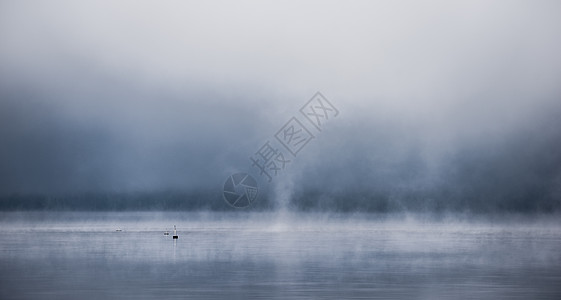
1,1 -> 560,212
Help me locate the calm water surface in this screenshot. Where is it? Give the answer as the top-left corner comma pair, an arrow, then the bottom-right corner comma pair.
0,212 -> 560,299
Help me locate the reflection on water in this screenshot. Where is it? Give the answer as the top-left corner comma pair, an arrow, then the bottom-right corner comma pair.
0,212 -> 560,299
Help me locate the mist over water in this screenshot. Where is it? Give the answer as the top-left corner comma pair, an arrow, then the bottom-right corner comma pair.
1,211 -> 560,299
1,1 -> 561,299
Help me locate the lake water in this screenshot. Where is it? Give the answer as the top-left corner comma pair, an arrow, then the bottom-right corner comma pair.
0,212 -> 560,299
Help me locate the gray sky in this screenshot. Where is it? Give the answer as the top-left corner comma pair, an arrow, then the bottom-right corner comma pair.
1,1 -> 560,210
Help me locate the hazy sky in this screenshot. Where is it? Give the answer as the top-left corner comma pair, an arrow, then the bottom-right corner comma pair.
1,1 -> 560,210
